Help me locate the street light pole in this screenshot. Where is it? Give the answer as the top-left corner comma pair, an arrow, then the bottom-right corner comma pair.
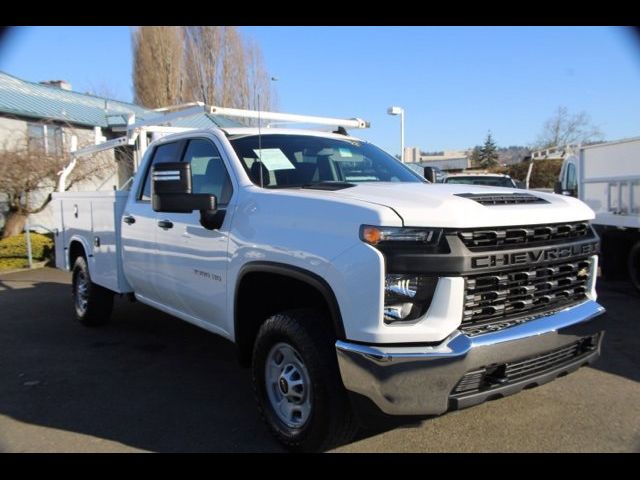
387,106 -> 405,162
400,109 -> 404,162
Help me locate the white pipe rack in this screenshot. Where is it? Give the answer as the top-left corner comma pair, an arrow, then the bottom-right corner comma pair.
57,103 -> 370,192
207,105 -> 369,130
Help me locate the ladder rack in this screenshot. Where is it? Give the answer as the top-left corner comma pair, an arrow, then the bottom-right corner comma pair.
58,103 -> 370,192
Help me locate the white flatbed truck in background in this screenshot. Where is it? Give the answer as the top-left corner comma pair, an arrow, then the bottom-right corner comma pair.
53,104 -> 606,451
551,137 -> 640,292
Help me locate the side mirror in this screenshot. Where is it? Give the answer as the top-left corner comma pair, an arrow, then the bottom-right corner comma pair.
423,166 -> 438,183
554,180 -> 563,194
152,162 -> 218,228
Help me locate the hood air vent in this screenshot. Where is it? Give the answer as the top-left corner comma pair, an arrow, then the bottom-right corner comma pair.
455,193 -> 549,205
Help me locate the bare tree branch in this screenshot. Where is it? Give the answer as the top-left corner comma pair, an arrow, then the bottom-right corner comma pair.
134,26 -> 276,112
534,106 -> 604,149
132,26 -> 184,108
84,81 -> 124,102
0,120 -> 113,237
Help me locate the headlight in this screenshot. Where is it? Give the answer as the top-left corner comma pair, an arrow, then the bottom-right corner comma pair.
360,225 -> 443,246
361,225 -> 443,323
384,274 -> 438,323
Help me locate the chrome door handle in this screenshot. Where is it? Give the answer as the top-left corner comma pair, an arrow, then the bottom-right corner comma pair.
158,220 -> 174,229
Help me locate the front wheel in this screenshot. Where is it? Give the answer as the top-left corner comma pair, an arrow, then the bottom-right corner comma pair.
72,256 -> 114,326
252,309 -> 358,452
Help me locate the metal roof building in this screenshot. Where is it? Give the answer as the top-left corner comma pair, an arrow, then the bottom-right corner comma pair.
0,71 -> 241,130
0,70 -> 242,233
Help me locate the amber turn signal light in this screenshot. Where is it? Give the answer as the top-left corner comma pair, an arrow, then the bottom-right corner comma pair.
361,226 -> 382,245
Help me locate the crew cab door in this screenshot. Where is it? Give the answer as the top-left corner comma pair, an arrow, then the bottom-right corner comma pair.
153,137 -> 235,333
121,141 -> 185,302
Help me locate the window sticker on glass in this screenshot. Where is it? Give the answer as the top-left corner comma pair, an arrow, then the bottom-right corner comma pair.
253,148 -> 296,171
338,148 -> 353,158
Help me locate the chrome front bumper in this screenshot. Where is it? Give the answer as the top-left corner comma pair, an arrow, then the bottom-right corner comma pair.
336,300 -> 605,416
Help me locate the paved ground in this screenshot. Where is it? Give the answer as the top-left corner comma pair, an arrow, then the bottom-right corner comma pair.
0,267 -> 639,452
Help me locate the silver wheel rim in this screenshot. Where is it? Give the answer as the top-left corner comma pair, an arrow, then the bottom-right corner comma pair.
75,270 -> 89,316
265,342 -> 312,429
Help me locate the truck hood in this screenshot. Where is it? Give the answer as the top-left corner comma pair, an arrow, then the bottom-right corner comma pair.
331,183 -> 595,228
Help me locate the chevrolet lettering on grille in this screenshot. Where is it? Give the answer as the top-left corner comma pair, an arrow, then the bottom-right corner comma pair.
471,243 -> 598,269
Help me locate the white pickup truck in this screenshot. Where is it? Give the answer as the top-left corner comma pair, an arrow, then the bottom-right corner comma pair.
53,123 -> 606,451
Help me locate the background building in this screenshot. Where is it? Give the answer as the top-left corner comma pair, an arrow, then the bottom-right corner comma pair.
0,71 -> 235,232
403,146 -> 470,172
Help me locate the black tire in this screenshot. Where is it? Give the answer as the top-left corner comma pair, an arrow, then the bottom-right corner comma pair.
71,255 -> 114,326
627,240 -> 640,294
252,309 -> 358,452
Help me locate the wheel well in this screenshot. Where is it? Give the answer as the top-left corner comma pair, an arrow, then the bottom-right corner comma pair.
597,226 -> 640,280
235,269 -> 344,367
68,240 -> 86,269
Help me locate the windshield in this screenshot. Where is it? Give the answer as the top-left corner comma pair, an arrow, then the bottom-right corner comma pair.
444,176 -> 515,188
228,134 -> 424,188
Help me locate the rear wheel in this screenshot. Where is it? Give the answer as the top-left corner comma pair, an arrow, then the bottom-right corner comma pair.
72,256 -> 114,326
252,309 -> 358,452
628,240 -> 640,294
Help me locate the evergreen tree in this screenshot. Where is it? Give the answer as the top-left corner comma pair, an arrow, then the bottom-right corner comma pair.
469,146 -> 482,167
479,132 -> 499,168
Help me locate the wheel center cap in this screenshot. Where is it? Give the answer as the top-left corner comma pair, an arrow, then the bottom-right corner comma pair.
279,377 -> 289,394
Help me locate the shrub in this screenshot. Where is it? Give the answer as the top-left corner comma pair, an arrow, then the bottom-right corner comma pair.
490,159 -> 563,189
0,232 -> 54,270
0,258 -> 29,270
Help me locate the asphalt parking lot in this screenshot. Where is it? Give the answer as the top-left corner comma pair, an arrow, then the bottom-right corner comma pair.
0,267 -> 639,452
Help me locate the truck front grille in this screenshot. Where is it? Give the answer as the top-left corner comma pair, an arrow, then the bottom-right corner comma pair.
458,221 -> 591,250
461,257 -> 592,336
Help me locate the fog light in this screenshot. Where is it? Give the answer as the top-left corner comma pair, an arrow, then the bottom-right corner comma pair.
384,303 -> 414,322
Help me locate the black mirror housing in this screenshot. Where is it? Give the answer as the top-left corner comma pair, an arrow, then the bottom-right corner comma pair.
152,192 -> 217,213
151,162 -> 218,214
554,180 -> 563,194
423,167 -> 438,183
152,162 -> 192,195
